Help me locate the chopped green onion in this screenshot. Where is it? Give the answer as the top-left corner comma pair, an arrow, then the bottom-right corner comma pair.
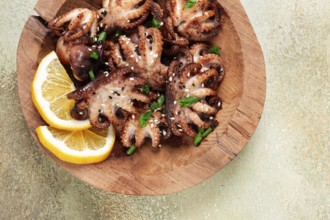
185,0 -> 197,8
97,31 -> 107,42
202,127 -> 213,137
150,94 -> 165,111
150,102 -> 159,112
90,51 -> 99,60
157,94 -> 165,106
209,46 -> 221,56
126,144 -> 137,156
141,85 -> 150,94
151,18 -> 161,28
88,69 -> 95,80
194,127 -> 213,146
139,110 -> 152,128
178,96 -> 201,108
194,134 -> 203,145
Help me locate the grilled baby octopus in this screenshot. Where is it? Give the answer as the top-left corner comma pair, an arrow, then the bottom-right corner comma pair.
100,0 -> 151,31
166,62 -> 222,137
166,0 -> 222,41
178,43 -> 224,88
121,111 -> 167,148
48,8 -> 99,39
48,8 -> 99,65
111,26 -> 168,90
67,68 -> 151,129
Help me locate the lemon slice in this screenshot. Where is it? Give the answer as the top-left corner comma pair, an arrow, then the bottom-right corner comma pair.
36,125 -> 116,164
32,51 -> 91,131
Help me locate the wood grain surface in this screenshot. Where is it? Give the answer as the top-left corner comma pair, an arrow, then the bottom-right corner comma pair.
17,0 -> 266,195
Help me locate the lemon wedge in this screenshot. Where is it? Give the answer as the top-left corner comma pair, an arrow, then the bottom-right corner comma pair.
31,51 -> 91,131
36,125 -> 115,164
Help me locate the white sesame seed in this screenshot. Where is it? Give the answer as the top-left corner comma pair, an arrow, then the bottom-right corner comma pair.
132,115 -> 135,119
130,77 -> 134,81
174,101 -> 177,104
210,116 -> 214,120
201,83 -> 204,87
170,117 -> 175,120
162,130 -> 167,136
158,144 -> 162,148
100,23 -> 103,27
160,22 -> 163,26
150,123 -> 154,128
88,48 -> 92,51
161,114 -> 165,117
105,62 -> 109,65
169,77 -> 172,81
178,129 -> 183,132
218,101 -> 221,107
187,72 -> 190,77
79,111 -> 84,115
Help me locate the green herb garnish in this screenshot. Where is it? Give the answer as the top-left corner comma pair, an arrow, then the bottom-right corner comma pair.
141,85 -> 150,94
88,69 -> 95,80
90,51 -> 99,60
209,46 -> 221,56
178,96 -> 201,108
157,94 -> 165,106
151,18 -> 161,28
150,102 -> 159,112
139,110 -> 152,128
126,144 -> 137,156
185,0 -> 197,8
194,127 -> 213,146
97,31 -> 107,42
150,94 -> 165,111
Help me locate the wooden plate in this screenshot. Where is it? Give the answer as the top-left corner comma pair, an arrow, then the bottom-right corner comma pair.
17,0 -> 266,195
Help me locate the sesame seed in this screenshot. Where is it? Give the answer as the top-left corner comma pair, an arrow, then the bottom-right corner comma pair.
210,116 -> 214,120
174,101 -> 177,104
129,77 -> 134,81
187,72 -> 190,77
105,62 -> 109,65
178,128 -> 183,132
158,144 -> 162,148
132,115 -> 135,119
218,101 -> 221,107
162,130 -> 167,136
88,48 -> 92,52
161,114 -> 165,117
160,22 -> 164,26
150,123 -> 154,128
79,111 -> 84,115
201,83 -> 205,88
169,77 -> 172,81
170,117 -> 175,120
100,23 -> 103,27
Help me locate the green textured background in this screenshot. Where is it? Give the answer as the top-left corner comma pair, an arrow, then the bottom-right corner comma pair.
0,0 -> 329,219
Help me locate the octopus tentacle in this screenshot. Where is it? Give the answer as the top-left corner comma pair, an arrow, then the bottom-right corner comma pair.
48,8 -> 99,38
100,0 -> 151,30
165,0 -> 222,41
67,68 -> 151,129
121,115 -> 161,148
166,61 -> 223,137
111,26 -> 168,90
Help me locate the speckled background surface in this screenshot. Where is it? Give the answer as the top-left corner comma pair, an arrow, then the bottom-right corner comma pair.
0,0 -> 329,219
